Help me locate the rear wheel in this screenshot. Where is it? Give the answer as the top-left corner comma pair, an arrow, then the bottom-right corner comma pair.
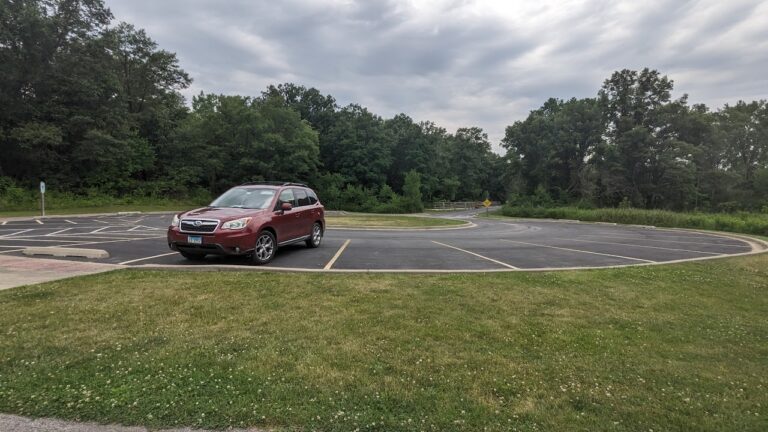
179,251 -> 206,261
306,222 -> 323,248
252,230 -> 277,265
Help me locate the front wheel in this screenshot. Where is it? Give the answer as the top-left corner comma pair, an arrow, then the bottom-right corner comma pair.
306,223 -> 323,248
252,230 -> 277,265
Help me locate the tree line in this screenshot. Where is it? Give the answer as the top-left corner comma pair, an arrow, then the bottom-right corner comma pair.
505,69 -> 768,211
1,0 -> 766,212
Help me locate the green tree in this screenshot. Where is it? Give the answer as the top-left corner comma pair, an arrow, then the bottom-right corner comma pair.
402,170 -> 423,212
172,93 -> 319,194
322,104 -> 392,188
595,68 -> 697,209
716,101 -> 768,185
502,98 -> 603,202
449,127 -> 494,200
0,0 -> 190,194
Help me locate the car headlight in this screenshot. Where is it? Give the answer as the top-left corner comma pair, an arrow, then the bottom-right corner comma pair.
221,217 -> 252,230
171,214 -> 180,227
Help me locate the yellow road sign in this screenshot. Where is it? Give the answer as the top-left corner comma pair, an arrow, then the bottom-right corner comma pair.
483,199 -> 492,208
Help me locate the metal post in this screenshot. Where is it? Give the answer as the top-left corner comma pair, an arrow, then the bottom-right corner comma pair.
39,181 -> 46,217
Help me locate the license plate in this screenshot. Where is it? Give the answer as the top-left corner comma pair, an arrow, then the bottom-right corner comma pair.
187,235 -> 203,245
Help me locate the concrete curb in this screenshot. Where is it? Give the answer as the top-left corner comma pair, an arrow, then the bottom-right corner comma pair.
22,247 -> 110,259
0,413 -> 267,432
484,216 -> 583,224
326,221 -> 476,231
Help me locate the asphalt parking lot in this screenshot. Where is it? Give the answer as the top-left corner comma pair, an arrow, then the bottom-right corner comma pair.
0,210 -> 761,271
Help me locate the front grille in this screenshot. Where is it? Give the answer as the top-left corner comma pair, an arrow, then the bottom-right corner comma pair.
180,219 -> 219,233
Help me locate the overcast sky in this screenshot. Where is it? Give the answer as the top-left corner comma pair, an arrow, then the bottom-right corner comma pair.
108,0 -> 768,147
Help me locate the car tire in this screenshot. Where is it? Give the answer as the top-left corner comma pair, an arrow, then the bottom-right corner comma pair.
180,251 -> 206,261
252,230 -> 277,265
306,222 -> 323,248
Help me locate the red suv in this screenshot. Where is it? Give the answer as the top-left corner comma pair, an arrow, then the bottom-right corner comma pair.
167,182 -> 325,265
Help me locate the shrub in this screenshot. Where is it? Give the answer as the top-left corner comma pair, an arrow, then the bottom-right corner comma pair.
402,170 -> 424,213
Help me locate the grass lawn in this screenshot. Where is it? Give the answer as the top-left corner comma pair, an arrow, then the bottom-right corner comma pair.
0,203 -> 199,218
1,256 -> 767,431
326,214 -> 466,228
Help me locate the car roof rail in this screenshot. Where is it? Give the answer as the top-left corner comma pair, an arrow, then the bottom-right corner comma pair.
239,181 -> 308,187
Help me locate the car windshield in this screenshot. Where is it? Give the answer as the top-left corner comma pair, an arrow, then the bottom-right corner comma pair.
210,188 -> 276,209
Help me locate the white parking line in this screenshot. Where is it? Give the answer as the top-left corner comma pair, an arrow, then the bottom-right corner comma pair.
65,220 -> 77,224
56,232 -> 154,241
128,226 -> 142,231
1,221 -> 6,225
1,234 -> 166,247
0,249 -> 25,254
47,228 -> 72,236
432,241 -> 518,269
89,226 -> 110,234
118,252 -> 178,265
94,219 -> 110,224
0,238 -> 82,243
1,229 -> 33,238
500,239 -> 655,263
580,234 -> 747,248
9,233 -> 149,241
35,219 -> 43,225
324,239 -> 351,270
552,237 -> 722,255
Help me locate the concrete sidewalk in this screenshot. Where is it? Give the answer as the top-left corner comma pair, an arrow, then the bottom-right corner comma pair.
0,414 -> 266,432
0,255 -> 119,290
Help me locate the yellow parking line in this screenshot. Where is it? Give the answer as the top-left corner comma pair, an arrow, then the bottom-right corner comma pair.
324,239 -> 351,270
431,241 -> 518,269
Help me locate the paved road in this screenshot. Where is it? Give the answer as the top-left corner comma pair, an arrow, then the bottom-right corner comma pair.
0,210 -> 758,271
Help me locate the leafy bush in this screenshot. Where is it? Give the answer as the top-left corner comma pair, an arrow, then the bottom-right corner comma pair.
312,172 -> 424,214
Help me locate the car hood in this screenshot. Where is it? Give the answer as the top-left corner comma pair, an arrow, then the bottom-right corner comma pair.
181,207 -> 267,221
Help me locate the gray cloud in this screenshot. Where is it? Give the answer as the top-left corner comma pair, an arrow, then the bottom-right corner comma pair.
107,0 -> 768,149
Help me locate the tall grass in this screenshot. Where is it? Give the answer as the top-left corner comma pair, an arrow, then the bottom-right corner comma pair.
0,182 -> 211,214
500,205 -> 768,236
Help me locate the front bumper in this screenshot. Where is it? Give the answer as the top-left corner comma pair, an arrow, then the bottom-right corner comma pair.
167,228 -> 256,256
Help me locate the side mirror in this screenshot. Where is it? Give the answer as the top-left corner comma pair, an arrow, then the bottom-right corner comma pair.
281,202 -> 293,211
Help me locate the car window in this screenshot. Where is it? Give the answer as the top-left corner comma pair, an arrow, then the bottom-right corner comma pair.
294,189 -> 310,207
307,190 -> 318,205
276,188 -> 296,209
210,187 -> 275,209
